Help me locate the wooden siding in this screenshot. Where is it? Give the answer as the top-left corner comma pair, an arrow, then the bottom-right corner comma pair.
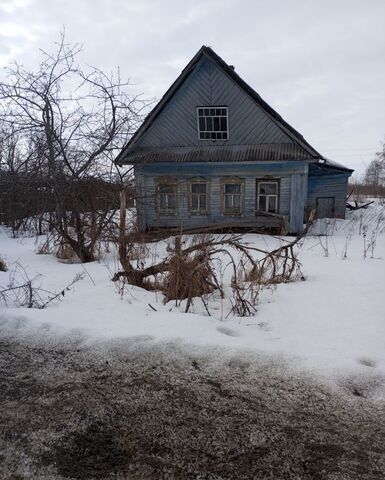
307,172 -> 350,218
289,173 -> 307,232
135,56 -> 294,150
134,161 -> 308,233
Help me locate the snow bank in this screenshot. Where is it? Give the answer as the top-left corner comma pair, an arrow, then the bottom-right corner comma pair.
1,203 -> 384,378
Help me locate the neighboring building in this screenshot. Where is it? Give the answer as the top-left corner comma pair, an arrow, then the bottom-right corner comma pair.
116,46 -> 353,234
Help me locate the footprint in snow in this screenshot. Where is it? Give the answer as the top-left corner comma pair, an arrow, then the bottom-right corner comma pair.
216,326 -> 240,337
358,357 -> 376,368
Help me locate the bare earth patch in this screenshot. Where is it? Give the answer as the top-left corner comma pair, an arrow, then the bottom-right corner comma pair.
0,336 -> 384,480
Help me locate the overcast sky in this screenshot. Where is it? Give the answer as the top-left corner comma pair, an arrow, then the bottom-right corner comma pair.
0,0 -> 384,177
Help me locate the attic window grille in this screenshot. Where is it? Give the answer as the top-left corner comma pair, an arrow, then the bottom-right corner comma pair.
197,107 -> 228,140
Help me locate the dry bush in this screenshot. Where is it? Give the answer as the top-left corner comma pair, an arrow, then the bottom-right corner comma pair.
245,243 -> 303,285
114,229 -> 308,317
162,238 -> 217,306
56,242 -> 79,263
36,233 -> 58,255
0,256 -> 7,272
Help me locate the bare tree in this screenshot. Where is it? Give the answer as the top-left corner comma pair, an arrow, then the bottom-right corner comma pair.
364,139 -> 385,193
0,32 -> 146,261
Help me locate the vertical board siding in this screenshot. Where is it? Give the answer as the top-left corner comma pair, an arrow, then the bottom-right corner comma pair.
307,173 -> 350,218
289,173 -> 307,233
136,56 -> 293,149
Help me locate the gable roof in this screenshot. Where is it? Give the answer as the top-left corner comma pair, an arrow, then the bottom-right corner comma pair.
116,46 -> 323,165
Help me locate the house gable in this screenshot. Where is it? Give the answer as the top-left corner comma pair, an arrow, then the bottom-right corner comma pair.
135,55 -> 293,148
116,46 -> 321,164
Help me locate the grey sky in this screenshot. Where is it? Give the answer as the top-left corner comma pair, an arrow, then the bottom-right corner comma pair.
0,0 -> 384,177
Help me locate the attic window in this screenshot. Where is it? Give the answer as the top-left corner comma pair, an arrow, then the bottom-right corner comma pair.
197,107 -> 228,140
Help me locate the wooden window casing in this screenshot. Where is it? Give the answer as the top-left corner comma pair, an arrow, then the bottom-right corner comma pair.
156,178 -> 178,216
197,107 -> 229,140
256,179 -> 280,214
189,178 -> 208,215
222,177 -> 244,215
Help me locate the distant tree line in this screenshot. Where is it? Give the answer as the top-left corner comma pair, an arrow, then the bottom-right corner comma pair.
349,140 -> 385,199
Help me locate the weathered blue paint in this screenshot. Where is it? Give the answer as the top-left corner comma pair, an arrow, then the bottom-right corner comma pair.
118,47 -> 353,233
307,166 -> 350,218
134,55 -> 294,150
134,161 -> 309,233
137,160 -> 309,176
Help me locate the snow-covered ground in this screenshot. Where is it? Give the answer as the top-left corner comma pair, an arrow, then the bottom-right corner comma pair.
1,203 -> 384,380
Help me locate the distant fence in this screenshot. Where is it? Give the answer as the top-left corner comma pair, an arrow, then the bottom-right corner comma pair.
348,182 -> 385,199
0,173 -> 135,232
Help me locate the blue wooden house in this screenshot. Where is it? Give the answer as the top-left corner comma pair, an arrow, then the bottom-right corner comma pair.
116,46 -> 353,234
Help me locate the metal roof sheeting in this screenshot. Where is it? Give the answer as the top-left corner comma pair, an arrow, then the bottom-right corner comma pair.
120,143 -> 315,164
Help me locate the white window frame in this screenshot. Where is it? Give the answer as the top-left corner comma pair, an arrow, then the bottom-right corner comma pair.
156,178 -> 178,216
189,178 -> 208,215
222,177 -> 244,215
256,180 -> 279,214
196,106 -> 229,141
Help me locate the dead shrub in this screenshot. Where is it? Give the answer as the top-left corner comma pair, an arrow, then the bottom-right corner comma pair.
245,243 -> 303,285
36,233 -> 57,255
56,242 -> 79,263
162,247 -> 216,304
0,256 -> 7,272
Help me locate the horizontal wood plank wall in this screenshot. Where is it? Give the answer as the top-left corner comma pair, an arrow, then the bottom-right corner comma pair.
135,162 -> 308,232
307,173 -> 350,218
135,56 -> 294,149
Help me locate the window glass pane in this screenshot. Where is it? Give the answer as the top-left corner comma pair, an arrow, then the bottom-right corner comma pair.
259,195 -> 266,211
159,184 -> 174,194
259,182 -> 277,194
192,183 -> 206,194
224,195 -> 231,210
191,195 -> 198,210
225,183 -> 241,194
197,107 -> 228,139
168,195 -> 176,210
200,195 -> 207,210
268,196 -> 277,213
233,195 -> 240,210
204,132 -> 210,139
160,195 -> 167,209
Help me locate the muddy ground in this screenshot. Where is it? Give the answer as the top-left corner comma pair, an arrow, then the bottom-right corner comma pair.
0,328 -> 384,480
